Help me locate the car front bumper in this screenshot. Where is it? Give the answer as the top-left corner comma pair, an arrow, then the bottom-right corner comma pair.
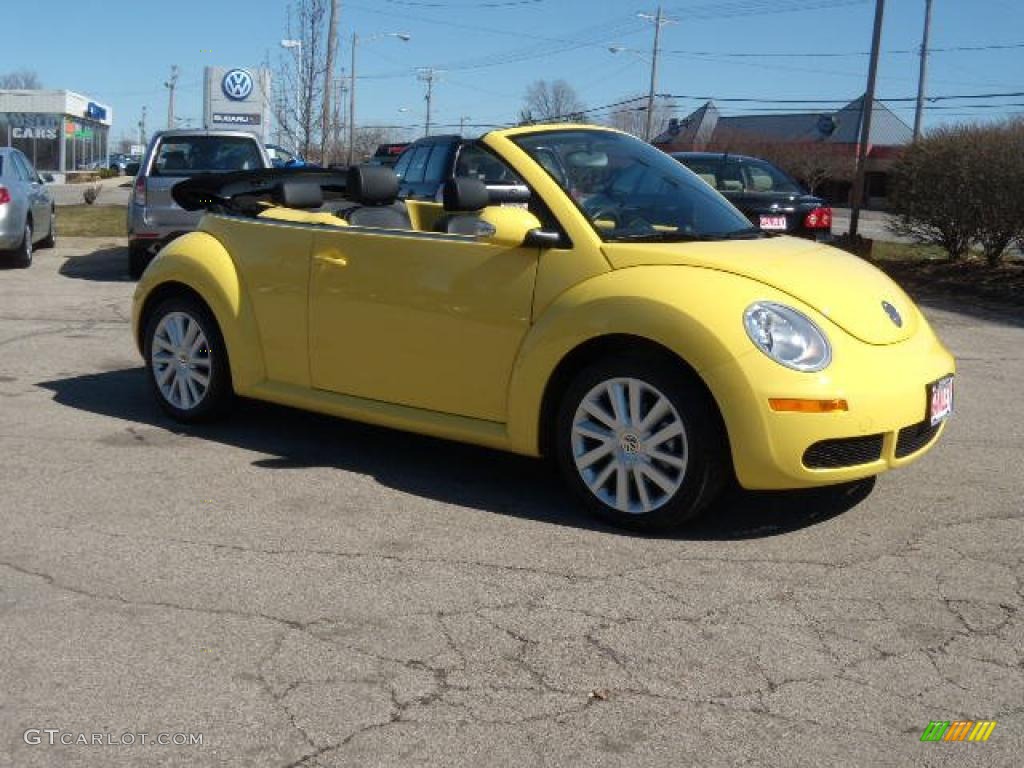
704,311 -> 956,490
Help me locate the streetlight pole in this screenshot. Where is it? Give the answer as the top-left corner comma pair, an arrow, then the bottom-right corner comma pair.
913,0 -> 934,141
348,32 -> 411,166
164,65 -> 179,130
849,0 -> 886,240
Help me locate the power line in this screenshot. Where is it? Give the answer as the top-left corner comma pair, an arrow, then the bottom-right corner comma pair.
660,41 -> 1024,59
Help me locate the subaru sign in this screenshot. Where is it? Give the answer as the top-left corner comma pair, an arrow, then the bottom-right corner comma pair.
221,69 -> 254,101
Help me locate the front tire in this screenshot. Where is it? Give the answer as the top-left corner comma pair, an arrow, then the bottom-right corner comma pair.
143,296 -> 233,422
9,222 -> 33,268
38,209 -> 56,249
555,354 -> 728,532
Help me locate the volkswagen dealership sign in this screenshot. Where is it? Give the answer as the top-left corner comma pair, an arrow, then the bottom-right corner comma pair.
203,66 -> 271,141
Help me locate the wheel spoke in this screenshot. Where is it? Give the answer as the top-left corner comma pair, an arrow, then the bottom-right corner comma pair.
581,399 -> 617,431
632,466 -> 653,512
182,320 -> 200,350
627,380 -> 642,427
157,363 -> 175,387
190,370 -> 210,388
574,420 -> 613,443
639,462 -> 677,494
646,421 -> 683,449
153,337 -> 175,354
587,460 -> 617,496
638,396 -> 671,435
649,449 -> 686,469
185,375 -> 201,406
576,440 -> 614,471
614,465 -> 628,510
607,381 -> 628,426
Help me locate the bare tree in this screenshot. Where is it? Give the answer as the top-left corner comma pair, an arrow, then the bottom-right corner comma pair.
518,80 -> 585,123
274,0 -> 329,160
608,96 -> 676,139
0,70 -> 42,89
321,0 -> 341,164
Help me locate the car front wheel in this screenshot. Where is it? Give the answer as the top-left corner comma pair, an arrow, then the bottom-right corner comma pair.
555,355 -> 728,532
144,296 -> 233,422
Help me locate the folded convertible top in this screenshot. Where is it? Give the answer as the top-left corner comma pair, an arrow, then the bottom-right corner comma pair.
171,167 -> 350,211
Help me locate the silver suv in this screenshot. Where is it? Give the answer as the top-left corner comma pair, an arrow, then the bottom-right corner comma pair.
127,129 -> 270,278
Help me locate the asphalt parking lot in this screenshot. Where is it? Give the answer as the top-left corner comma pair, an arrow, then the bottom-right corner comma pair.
1,238 -> 1021,767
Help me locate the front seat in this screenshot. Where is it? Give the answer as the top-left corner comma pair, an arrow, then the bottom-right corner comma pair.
433,177 -> 490,235
343,165 -> 411,229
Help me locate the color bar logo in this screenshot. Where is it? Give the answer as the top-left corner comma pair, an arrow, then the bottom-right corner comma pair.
920,720 -> 997,742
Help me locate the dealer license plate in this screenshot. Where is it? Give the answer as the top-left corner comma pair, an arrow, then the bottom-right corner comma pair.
759,215 -> 788,231
928,375 -> 954,426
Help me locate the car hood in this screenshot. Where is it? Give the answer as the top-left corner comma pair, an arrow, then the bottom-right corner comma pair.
602,236 -> 918,345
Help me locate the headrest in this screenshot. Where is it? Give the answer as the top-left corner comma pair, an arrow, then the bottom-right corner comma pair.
443,177 -> 489,212
277,180 -> 323,209
347,165 -> 399,205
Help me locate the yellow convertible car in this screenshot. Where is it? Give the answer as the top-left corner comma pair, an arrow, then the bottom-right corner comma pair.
132,125 -> 954,531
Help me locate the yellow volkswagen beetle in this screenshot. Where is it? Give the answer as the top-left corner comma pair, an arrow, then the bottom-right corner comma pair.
131,125 -> 954,531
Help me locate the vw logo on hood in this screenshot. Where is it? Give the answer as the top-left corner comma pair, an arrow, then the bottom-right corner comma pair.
882,300 -> 903,327
222,69 -> 254,101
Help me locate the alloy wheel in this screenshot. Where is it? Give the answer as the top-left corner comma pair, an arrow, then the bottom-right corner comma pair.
151,311 -> 212,411
570,377 -> 688,514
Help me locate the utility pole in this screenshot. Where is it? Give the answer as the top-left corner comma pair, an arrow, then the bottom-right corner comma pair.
913,0 -> 934,141
164,65 -> 179,130
459,115 -> 470,134
849,0 -> 885,241
418,69 -> 439,137
139,106 -> 147,146
638,6 -> 675,142
348,33 -> 358,166
322,0 -> 340,164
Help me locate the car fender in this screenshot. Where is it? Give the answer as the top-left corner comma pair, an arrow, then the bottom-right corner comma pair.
505,265 -> 769,455
132,231 -> 265,392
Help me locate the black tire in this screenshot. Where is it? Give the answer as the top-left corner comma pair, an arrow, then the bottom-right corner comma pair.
11,222 -> 33,268
143,295 -> 233,423
38,208 -> 56,249
554,353 -> 728,532
128,242 -> 150,279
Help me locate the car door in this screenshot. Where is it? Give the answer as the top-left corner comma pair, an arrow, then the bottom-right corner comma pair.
308,227 -> 539,422
11,152 -> 49,236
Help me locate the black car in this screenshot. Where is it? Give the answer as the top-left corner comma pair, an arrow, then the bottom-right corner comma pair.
392,135 -> 530,204
672,152 -> 831,241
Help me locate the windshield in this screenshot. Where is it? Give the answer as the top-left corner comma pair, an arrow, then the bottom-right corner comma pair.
512,129 -> 753,241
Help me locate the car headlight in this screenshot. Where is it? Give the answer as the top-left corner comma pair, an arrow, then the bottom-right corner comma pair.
743,302 -> 831,372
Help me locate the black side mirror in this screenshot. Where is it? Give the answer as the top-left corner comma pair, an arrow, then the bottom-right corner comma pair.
522,228 -> 562,249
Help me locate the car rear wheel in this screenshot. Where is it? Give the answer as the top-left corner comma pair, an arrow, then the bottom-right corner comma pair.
144,296 -> 233,422
555,355 -> 727,532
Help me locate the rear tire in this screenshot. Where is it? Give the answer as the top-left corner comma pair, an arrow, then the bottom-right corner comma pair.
143,295 -> 233,423
554,353 -> 728,532
128,242 -> 150,279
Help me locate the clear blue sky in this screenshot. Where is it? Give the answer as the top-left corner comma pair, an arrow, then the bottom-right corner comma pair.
7,0 -> 1023,144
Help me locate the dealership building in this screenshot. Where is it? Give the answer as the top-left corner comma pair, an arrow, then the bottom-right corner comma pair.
0,89 -> 112,174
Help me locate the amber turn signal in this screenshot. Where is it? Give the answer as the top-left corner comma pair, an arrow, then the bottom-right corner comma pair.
769,398 -> 849,413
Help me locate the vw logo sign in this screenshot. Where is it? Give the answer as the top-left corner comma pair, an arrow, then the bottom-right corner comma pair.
882,300 -> 903,327
221,69 -> 254,101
